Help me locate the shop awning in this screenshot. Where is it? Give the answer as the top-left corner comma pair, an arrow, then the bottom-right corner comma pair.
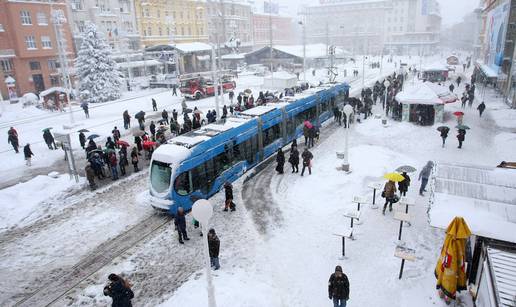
396,82 -> 457,105
476,61 -> 499,78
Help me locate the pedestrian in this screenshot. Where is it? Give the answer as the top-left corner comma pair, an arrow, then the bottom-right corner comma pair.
181,99 -> 188,114
440,128 -> 448,148
85,162 -> 96,190
418,161 -> 433,196
457,128 -> 466,149
172,83 -> 178,96
23,143 -> 34,166
106,137 -> 116,150
134,136 -> 142,152
79,132 -> 86,149
208,228 -> 220,270
43,129 -> 57,150
301,148 -> 313,176
398,172 -> 411,197
174,207 -> 189,244
131,147 -> 139,172
162,109 -> 169,124
103,273 -> 134,307
112,126 -> 121,145
303,123 -> 310,147
7,127 -> 19,153
109,152 -> 119,180
382,180 -> 397,214
289,145 -> 299,173
222,105 -> 228,119
477,101 -> 486,117
275,148 -> 285,174
123,110 -> 131,129
229,105 -> 234,115
449,83 -> 454,93
224,182 -> 235,212
150,121 -> 156,138
461,93 -> 467,108
82,103 -> 89,118
229,90 -> 234,104
119,150 -> 127,176
152,98 -> 157,111
308,126 -> 316,148
328,265 -> 350,307
172,109 -> 178,122
457,76 -> 462,87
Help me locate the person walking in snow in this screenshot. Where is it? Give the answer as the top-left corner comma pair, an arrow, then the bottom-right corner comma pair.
43,129 -> 57,150
103,273 -> 134,307
105,137 -> 116,150
7,127 -> 19,153
449,83 -> 454,93
149,121 -> 156,139
457,128 -> 466,149
301,148 -> 313,176
477,101 -> 486,117
85,162 -> 96,190
119,149 -> 128,176
275,148 -> 285,174
152,98 -> 157,111
382,180 -> 397,214
461,92 -> 468,108
418,161 -> 433,196
23,143 -> 34,166
172,84 -> 178,96
224,182 -> 235,212
123,110 -> 131,129
456,76 -> 462,87
82,103 -> 89,118
161,109 -> 169,125
172,109 -> 178,122
289,146 -> 300,173
440,128 -> 448,147
79,132 -> 86,149
174,207 -> 189,244
108,152 -> 119,180
328,265 -> 349,307
208,228 -> 220,270
398,172 -> 411,197
112,126 -> 121,145
130,147 -> 139,172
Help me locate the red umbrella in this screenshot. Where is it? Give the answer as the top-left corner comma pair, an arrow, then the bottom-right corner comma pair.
143,141 -> 157,149
453,111 -> 464,116
116,140 -> 130,147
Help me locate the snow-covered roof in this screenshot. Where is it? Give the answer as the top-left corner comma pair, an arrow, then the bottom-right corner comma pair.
395,82 -> 456,105
174,42 -> 212,53
264,71 -> 297,80
476,60 -> 499,78
422,63 -> 449,72
152,144 -> 191,165
171,135 -> 211,148
117,59 -> 162,69
241,105 -> 278,117
273,44 -> 349,59
39,87 -> 69,97
221,53 -> 246,60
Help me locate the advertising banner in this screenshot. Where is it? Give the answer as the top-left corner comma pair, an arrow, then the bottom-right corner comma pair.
484,1 -> 510,73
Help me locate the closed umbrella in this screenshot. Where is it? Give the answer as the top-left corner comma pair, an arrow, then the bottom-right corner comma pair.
87,134 -> 101,140
395,165 -> 417,173
383,172 -> 405,182
435,217 -> 471,303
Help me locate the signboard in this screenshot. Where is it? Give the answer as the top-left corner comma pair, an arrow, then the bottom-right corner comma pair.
484,1 -> 510,73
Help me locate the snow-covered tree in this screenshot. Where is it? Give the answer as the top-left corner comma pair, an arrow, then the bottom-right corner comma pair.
76,24 -> 122,104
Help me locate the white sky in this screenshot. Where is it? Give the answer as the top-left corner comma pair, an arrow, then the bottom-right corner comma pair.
276,0 -> 478,26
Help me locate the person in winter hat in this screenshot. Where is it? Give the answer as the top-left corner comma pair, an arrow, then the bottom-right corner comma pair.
382,180 -> 397,214
103,273 -> 134,307
328,265 -> 349,307
174,207 -> 189,244
418,161 -> 433,196
208,228 -> 220,270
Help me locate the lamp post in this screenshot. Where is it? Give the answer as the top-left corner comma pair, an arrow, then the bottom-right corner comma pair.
342,104 -> 354,172
298,20 -> 306,82
191,199 -> 217,307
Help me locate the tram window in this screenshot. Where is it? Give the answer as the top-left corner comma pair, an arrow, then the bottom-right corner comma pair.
263,124 -> 281,147
192,164 -> 209,194
245,137 -> 256,164
205,159 -> 216,189
174,172 -> 192,196
233,142 -> 243,162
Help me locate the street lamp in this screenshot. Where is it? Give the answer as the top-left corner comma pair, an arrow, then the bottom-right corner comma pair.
342,104 -> 354,172
191,199 -> 217,307
298,20 -> 306,82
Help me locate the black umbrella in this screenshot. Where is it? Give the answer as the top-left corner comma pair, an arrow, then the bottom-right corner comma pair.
78,129 -> 90,133
87,134 -> 101,140
396,165 -> 417,173
436,126 -> 449,133
157,119 -> 168,124
135,111 -> 145,119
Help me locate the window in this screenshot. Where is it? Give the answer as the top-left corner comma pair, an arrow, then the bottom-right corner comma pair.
263,124 -> 281,147
41,36 -> 52,48
151,161 -> 172,194
48,59 -> 60,70
72,0 -> 84,10
191,163 -> 209,194
37,12 -> 48,25
25,36 -> 36,49
174,171 -> 191,196
29,61 -> 41,70
50,75 -> 60,86
20,11 -> 32,25
0,59 -> 13,72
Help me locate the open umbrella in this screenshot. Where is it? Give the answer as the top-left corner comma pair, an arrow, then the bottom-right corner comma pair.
436,126 -> 449,133
103,148 -> 116,154
42,127 -> 53,132
78,129 -> 90,133
132,128 -> 145,137
135,111 -> 145,119
116,140 -> 130,147
383,172 -> 405,182
157,119 -> 168,125
396,165 -> 417,173
453,111 -> 464,117
88,148 -> 103,155
87,134 -> 101,140
435,217 -> 471,303
455,124 -> 470,130
143,141 -> 157,149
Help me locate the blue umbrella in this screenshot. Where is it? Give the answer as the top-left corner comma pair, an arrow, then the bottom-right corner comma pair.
87,134 -> 100,140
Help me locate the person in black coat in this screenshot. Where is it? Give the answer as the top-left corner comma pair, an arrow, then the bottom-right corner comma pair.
152,98 -> 157,111
289,146 -> 299,173
106,137 -> 116,150
328,265 -> 350,307
275,148 -> 285,174
79,132 -> 86,149
208,228 -> 220,270
301,148 -> 313,176
123,110 -> 131,129
224,182 -> 235,211
457,129 -> 466,149
149,121 -> 156,138
440,129 -> 448,147
477,101 -> 486,117
103,273 -> 134,307
172,109 -> 178,122
134,136 -> 142,152
174,207 -> 189,244
398,172 -> 411,196
8,127 -> 19,153
23,143 -> 34,166
162,109 -> 169,124
43,130 -> 56,150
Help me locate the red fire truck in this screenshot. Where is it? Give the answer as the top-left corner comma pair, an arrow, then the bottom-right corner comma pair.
179,73 -> 236,100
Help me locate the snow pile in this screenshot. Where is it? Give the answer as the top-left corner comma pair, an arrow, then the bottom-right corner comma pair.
0,174 -> 80,231
76,24 -> 122,104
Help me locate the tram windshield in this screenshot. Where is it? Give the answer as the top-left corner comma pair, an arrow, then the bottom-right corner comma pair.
150,161 -> 172,194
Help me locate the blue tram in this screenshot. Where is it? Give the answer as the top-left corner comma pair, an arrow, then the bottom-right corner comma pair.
148,82 -> 350,214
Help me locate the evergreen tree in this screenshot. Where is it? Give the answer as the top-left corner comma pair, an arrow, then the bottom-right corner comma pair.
76,23 -> 121,104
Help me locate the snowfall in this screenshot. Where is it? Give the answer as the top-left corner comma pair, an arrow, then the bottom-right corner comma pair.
0,54 -> 515,307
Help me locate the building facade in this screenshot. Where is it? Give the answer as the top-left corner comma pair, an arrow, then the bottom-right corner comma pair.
66,0 -> 141,53
0,0 -> 75,99
252,14 -> 294,47
303,0 -> 441,56
206,0 -> 253,49
134,0 -> 208,48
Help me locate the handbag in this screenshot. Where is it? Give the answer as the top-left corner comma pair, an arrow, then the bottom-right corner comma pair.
381,191 -> 386,198
392,195 -> 400,203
